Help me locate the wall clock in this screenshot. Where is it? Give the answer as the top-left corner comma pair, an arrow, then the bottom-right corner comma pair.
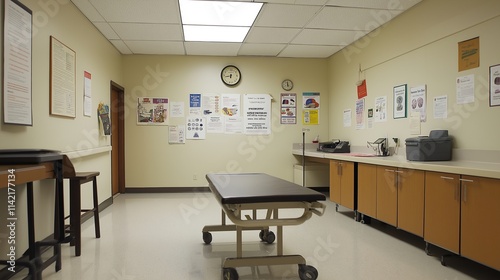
221,65 -> 241,86
282,79 -> 293,91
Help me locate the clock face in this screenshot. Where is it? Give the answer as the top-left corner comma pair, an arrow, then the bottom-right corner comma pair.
221,65 -> 241,86
282,79 -> 293,91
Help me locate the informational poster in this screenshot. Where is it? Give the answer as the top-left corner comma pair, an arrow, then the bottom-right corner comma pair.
98,102 -> 110,135
280,93 -> 296,124
137,97 -> 168,125
410,85 -> 427,121
355,98 -> 365,130
3,0 -> 33,125
367,108 -> 374,128
458,37 -> 479,72
303,92 -> 320,108
456,74 -> 475,104
343,109 -> 352,127
243,94 -> 271,135
202,93 -> 221,116
410,112 -> 421,135
374,96 -> 387,122
206,115 -> 224,133
189,93 -> 202,115
50,36 -> 76,118
170,101 -> 185,117
489,64 -> 500,107
84,71 -> 92,117
169,125 -> 185,144
393,84 -> 407,119
357,80 -> 367,99
433,96 -> 448,119
302,109 -> 319,125
222,94 -> 242,133
186,116 -> 206,139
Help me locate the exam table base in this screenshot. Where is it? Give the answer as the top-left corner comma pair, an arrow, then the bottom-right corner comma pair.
203,210 -> 319,280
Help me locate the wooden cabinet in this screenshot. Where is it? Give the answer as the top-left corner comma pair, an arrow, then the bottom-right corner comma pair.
397,168 -> 425,237
329,160 -> 356,210
460,176 -> 500,270
424,172 -> 460,254
376,166 -> 398,227
357,163 -> 377,219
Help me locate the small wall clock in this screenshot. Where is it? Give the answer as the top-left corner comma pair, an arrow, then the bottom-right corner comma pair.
282,79 -> 293,91
221,65 -> 241,86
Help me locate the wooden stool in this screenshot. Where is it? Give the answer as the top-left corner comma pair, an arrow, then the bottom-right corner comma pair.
62,155 -> 101,256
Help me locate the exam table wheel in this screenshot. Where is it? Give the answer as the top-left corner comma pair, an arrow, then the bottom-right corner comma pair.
259,230 -> 275,244
203,232 -> 212,244
335,204 -> 339,212
223,267 -> 238,280
298,264 -> 318,280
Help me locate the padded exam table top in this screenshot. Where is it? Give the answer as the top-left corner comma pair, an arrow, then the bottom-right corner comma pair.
206,173 -> 326,205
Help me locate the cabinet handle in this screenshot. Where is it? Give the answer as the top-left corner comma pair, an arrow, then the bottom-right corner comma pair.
440,176 -> 454,180
459,178 -> 474,183
459,179 -> 473,202
385,169 -> 395,172
395,170 -> 403,173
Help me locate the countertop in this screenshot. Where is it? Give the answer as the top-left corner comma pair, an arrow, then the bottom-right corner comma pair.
292,147 -> 500,180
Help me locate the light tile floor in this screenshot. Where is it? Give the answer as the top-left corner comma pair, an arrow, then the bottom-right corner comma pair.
17,193 -> 500,279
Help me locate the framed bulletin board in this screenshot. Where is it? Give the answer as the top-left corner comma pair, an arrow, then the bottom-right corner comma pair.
50,36 -> 76,118
3,0 -> 33,125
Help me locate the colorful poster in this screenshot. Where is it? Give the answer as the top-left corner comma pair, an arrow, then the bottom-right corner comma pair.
303,92 -> 320,109
281,93 -> 296,124
222,94 -> 242,133
137,97 -> 168,125
189,93 -> 202,115
410,85 -> 427,121
303,109 -> 319,125
355,98 -> 365,130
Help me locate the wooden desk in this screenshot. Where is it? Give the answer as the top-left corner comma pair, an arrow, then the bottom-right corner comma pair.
0,150 -> 66,280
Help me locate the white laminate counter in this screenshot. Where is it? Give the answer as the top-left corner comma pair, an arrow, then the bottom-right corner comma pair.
292,148 -> 500,180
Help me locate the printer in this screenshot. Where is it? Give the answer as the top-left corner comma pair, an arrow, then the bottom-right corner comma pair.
405,130 -> 452,161
317,140 -> 350,153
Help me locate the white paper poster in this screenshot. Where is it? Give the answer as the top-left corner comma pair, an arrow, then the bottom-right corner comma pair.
186,116 -> 206,139
243,94 -> 271,135
343,109 -> 352,127
410,85 -> 427,122
170,101 -> 185,117
84,71 -> 92,116
456,74 -> 475,104
355,98 -> 365,130
202,94 -> 221,116
374,96 -> 387,122
222,94 -> 242,133
433,95 -> 448,119
168,125 -> 185,144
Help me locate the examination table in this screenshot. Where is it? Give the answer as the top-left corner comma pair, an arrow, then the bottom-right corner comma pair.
203,173 -> 326,280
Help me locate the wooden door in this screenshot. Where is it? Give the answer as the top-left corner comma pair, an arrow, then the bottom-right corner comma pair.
357,163 -> 377,218
329,160 -> 341,204
460,176 -> 500,270
339,161 -> 355,210
397,168 -> 424,237
376,166 -> 398,226
110,82 -> 125,195
424,172 -> 460,253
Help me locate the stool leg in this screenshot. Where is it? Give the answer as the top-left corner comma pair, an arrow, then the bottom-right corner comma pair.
69,179 -> 82,256
92,177 -> 101,238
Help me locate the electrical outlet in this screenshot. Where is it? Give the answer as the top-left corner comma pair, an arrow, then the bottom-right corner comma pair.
193,174 -> 197,180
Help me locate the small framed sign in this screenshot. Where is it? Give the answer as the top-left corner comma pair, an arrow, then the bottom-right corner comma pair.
393,84 -> 407,119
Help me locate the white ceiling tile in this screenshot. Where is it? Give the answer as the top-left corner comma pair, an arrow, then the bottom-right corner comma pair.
93,22 -> 119,40
238,43 -> 286,56
184,42 -> 241,56
326,0 -> 421,10
292,29 -> 361,46
262,0 -> 328,4
71,0 -> 104,22
109,40 -> 132,54
254,4 -> 322,28
89,0 -> 180,24
278,45 -> 343,58
245,27 -> 301,44
124,41 -> 186,55
307,6 -> 394,31
110,23 -> 183,41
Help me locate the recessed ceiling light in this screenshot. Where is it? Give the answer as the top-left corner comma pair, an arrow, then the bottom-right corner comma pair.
179,0 -> 263,42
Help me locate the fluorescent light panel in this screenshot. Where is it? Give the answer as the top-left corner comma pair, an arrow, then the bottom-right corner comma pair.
179,0 -> 263,42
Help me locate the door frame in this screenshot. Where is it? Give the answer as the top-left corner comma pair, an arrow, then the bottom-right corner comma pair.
111,81 -> 125,194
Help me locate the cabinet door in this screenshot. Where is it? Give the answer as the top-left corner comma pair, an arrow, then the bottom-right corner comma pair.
329,160 -> 341,203
376,166 -> 398,226
460,176 -> 500,270
358,163 -> 377,217
424,172 -> 460,253
339,161 -> 355,210
397,169 -> 424,237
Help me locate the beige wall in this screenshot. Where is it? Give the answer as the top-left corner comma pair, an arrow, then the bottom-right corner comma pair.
0,0 -> 122,255
328,0 -> 500,150
122,55 -> 328,187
